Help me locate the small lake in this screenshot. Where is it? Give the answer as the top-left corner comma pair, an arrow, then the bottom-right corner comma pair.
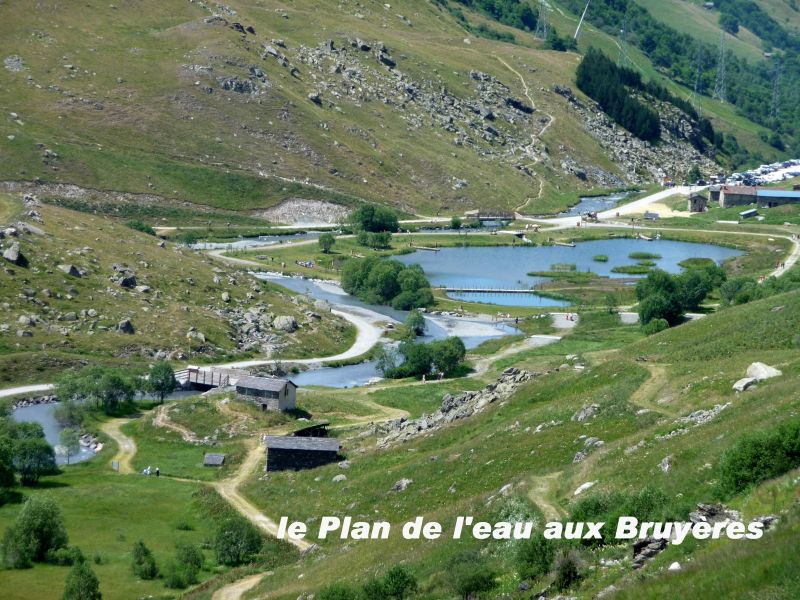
12,403 -> 95,465
558,191 -> 636,217
394,239 -> 741,307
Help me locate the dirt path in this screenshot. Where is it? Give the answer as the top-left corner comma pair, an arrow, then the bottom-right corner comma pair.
100,419 -> 137,474
528,472 -> 566,522
628,363 -> 677,417
211,439 -> 312,552
153,404 -> 202,443
212,574 -> 267,600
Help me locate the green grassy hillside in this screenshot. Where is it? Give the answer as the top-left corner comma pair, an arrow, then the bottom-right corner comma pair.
0,0 -> 790,223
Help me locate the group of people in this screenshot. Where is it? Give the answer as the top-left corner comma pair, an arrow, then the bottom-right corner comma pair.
142,466 -> 160,477
296,259 -> 315,268
421,372 -> 446,383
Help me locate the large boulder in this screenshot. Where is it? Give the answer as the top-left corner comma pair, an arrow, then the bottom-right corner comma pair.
733,377 -> 756,392
57,264 -> 80,277
272,315 -> 298,332
118,319 -> 135,334
2,241 -> 23,265
745,362 -> 782,382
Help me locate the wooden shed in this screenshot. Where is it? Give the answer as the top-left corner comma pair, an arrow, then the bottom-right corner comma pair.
203,453 -> 226,467
235,376 -> 297,411
687,193 -> 708,212
264,436 -> 340,472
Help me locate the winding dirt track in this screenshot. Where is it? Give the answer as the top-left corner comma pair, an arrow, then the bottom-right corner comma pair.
100,419 -> 137,474
212,574 -> 266,600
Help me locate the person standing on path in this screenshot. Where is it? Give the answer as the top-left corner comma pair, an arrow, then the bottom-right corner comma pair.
155,467 -> 160,478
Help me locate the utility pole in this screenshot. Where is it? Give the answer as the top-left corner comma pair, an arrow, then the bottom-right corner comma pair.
713,30 -> 727,103
688,47 -> 704,115
574,0 -> 591,41
534,0 -> 550,41
771,60 -> 782,123
618,10 -> 630,68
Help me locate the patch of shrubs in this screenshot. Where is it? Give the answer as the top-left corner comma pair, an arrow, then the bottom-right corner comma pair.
126,219 -> 156,236
378,337 -> 467,379
318,565 -> 417,600
718,417 -> 800,497
636,263 -> 726,326
568,486 -> 686,546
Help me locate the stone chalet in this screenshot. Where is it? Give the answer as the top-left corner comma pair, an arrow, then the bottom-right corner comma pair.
235,376 -> 297,411
264,436 -> 340,471
718,186 -> 800,209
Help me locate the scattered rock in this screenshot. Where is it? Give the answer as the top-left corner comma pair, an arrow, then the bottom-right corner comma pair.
733,377 -> 756,392
332,474 -> 347,483
573,481 -> 596,496
272,315 -> 298,332
57,264 -> 80,277
117,319 -> 134,334
659,455 -> 671,474
745,362 -> 782,382
632,537 -> 667,569
2,242 -> 24,265
572,404 -> 599,422
668,561 -> 682,571
391,478 -> 412,492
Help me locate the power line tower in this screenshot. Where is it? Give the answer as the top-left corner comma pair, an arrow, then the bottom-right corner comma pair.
618,11 -> 631,68
771,60 -> 782,123
534,0 -> 550,41
713,30 -> 727,102
688,48 -> 704,115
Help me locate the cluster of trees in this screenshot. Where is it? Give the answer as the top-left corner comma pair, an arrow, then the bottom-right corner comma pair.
635,263 -> 726,331
55,362 -> 176,423
377,337 -> 467,379
356,230 -> 392,249
318,565 -> 417,600
0,418 -> 57,488
341,257 -> 434,310
718,417 -> 800,497
720,267 -> 800,307
450,0 -> 537,32
576,49 -> 661,141
561,0 -> 798,156
0,496 -> 100,599
347,205 -> 399,234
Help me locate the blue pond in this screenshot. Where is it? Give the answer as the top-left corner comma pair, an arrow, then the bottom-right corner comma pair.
394,239 -> 741,307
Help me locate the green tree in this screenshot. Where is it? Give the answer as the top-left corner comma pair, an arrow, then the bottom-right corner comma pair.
636,270 -> 684,325
14,437 -> 57,485
686,164 -> 702,183
1,496 -> 68,568
0,437 -> 14,488
62,559 -> 102,600
53,400 -> 87,429
720,13 -> 740,35
174,541 -> 203,583
453,566 -> 495,599
450,216 -> 462,229
214,518 -> 262,566
131,540 -> 158,580
430,337 -> 466,376
59,428 -> 81,465
405,310 -> 427,336
348,204 -> 399,233
148,362 -> 176,403
318,232 -> 336,253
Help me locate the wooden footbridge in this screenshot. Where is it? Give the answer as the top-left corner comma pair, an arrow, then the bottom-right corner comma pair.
175,367 -> 249,390
437,286 -> 539,294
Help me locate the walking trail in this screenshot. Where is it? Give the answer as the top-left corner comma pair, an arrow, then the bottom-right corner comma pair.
212,574 -> 267,600
100,419 -> 137,474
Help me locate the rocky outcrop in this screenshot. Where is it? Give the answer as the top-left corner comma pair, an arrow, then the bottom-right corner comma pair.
632,537 -> 667,569
745,362 -> 782,382
272,315 -> 298,332
376,368 -> 536,447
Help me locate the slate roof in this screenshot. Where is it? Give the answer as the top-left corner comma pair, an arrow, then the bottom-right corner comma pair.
203,453 -> 226,466
235,376 -> 296,392
265,436 -> 340,452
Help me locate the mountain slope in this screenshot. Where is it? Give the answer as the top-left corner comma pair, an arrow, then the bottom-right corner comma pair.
0,0 -> 789,221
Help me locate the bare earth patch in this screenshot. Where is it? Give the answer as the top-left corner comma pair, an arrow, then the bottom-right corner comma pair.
256,198 -> 350,225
